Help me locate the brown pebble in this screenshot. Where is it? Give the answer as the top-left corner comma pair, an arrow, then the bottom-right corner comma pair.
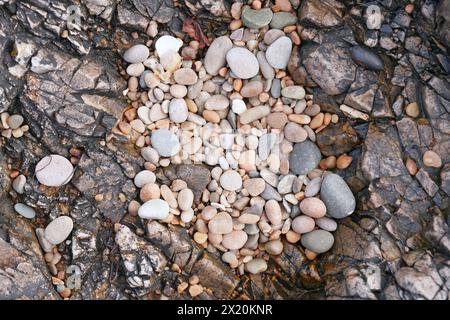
285,230 -> 301,243
118,121 -> 131,135
309,113 -> 324,129
10,170 -> 19,179
189,284 -> 203,297
189,275 -> 200,285
336,154 -> 353,169
177,282 -> 188,293
124,108 -> 137,122
406,158 -> 418,175
305,249 -> 317,260
60,288 -> 71,298
202,110 -> 220,123
252,0 -> 262,9
94,194 -> 103,202
423,150 -> 442,168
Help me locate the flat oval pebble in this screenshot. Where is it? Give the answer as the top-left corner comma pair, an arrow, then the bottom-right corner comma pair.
243,178 -> 266,196
150,128 -> 181,157
257,51 -> 275,80
240,81 -> 263,97
245,258 -> 268,274
7,115 -> 24,129
14,203 -> 36,219
241,7 -> 273,29
267,112 -> 288,129
123,44 -> 149,63
239,105 -> 270,124
174,68 -> 198,85
208,212 -> 233,234
205,95 -> 229,110
265,36 -> 292,69
265,240 -> 283,255
126,63 -> 145,77
44,216 -> 74,245
304,177 -> 322,197
134,170 -> 156,188
284,122 -> 307,143
232,99 -> 247,114
204,36 -> 233,75
178,188 -> 194,211
138,199 -> 170,220
222,230 -> 248,250
301,230 -> 335,254
291,215 -> 315,234
320,173 -> 356,219
155,35 -> 182,58
289,141 -> 322,175
226,47 -> 259,79
315,217 -> 338,232
35,155 -> 74,187
265,200 -> 282,225
299,197 -> 327,218
281,86 -> 305,100
270,12 -> 298,29
12,174 -> 26,194
169,98 -> 188,123
349,45 -> 384,71
220,170 -> 242,191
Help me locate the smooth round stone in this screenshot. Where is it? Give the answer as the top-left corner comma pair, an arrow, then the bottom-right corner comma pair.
134,170 -> 156,188
174,68 -> 198,85
141,147 -> 159,163
315,217 -> 337,232
256,51 -> 275,80
222,230 -> 248,250
289,141 -> 322,175
150,128 -> 181,157
232,99 -> 247,114
155,35 -> 182,57
241,7 -> 273,29
204,36 -> 233,76
291,215 -> 315,234
240,105 -> 271,125
220,170 -> 242,191
170,84 -> 187,98
265,200 -> 282,225
264,29 -> 285,45
169,98 -> 188,123
239,214 -> 260,224
244,178 -> 266,196
14,203 -> 36,219
35,155 -> 74,187
277,175 -> 296,194
300,197 -> 327,218
270,12 -> 298,29
284,122 -> 307,143
245,258 -> 268,274
281,86 -> 305,100
138,199 -> 170,220
304,177 -> 321,197
7,115 -> 24,129
320,173 -> 356,219
12,174 -> 26,194
205,95 -> 229,111
423,150 -> 442,168
265,36 -> 292,69
240,81 -> 263,98
137,106 -> 151,124
178,188 -> 194,211
208,212 -> 233,234
265,240 -> 283,255
126,62 -> 145,77
301,230 -> 334,254
222,251 -> 238,264
44,216 -> 74,245
267,112 -> 288,129
405,102 -> 419,118
226,47 -> 259,79
123,44 -> 149,63
160,50 -> 181,72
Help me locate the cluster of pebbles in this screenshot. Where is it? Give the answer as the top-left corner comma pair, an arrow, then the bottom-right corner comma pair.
118,1 -> 357,274
0,112 -> 28,139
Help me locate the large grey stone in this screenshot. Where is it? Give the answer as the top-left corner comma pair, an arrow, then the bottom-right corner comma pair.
289,140 -> 322,175
320,173 -> 356,219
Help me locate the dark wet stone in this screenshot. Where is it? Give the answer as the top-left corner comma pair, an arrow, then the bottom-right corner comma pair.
320,173 -> 356,219
163,164 -> 211,202
299,0 -> 344,27
349,45 -> 384,71
316,122 -> 359,157
289,141 -> 322,175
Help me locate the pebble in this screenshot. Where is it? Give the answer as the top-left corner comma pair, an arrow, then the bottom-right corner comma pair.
304,177 -> 321,197
270,12 -> 298,29
231,99 -> 247,114
174,68 -> 198,85
264,29 -> 285,45
281,86 -> 305,100
140,183 -> 160,202
239,105 -> 270,124
126,63 -> 145,77
284,122 -> 307,143
204,36 -> 233,75
14,203 -> 36,219
277,174 -> 296,194
169,98 -> 188,123
220,170 -> 242,191
423,150 -> 442,168
291,215 -> 315,234
299,197 -> 327,218
208,212 -> 233,234
266,112 -> 288,129
35,155 -> 74,187
320,173 -> 356,219
243,178 -> 266,196
226,47 -> 259,79
241,7 -> 273,29
336,154 -> 352,169
265,36 -> 292,69
44,216 -> 74,245
315,217 -> 337,232
349,45 -> 384,71
240,81 -> 263,98
256,51 -> 275,80
137,106 -> 151,124
123,44 -> 149,63
301,230 -> 335,254
12,174 -> 26,194
222,230 -> 248,250
170,84 -> 187,98
265,240 -> 283,255
265,200 -> 282,225
134,170 -> 156,188
178,188 -> 194,211
405,102 -> 420,117
245,258 -> 268,274
205,95 -> 230,110
150,128 -> 181,157
138,199 -> 170,220
155,35 -> 182,58
189,284 -> 203,297
7,114 -> 24,129
289,141 -> 322,175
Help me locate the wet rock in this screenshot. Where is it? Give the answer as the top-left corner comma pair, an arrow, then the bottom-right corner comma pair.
299,0 -> 345,27
164,164 -> 211,201
349,45 -> 384,71
316,122 -> 359,157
